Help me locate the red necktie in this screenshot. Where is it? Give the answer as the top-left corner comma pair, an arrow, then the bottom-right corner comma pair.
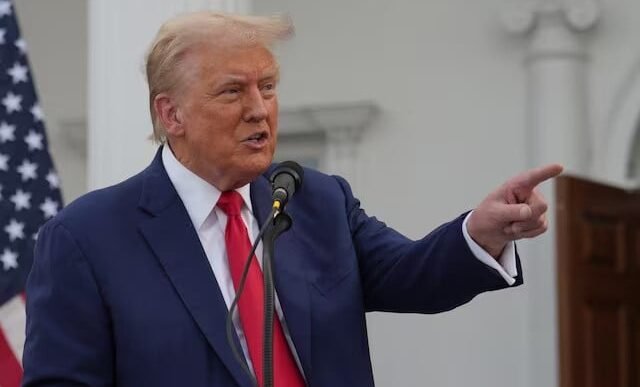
217,191 -> 305,387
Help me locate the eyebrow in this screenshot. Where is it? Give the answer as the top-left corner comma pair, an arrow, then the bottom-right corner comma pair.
214,70 -> 280,88
261,65 -> 280,80
215,75 -> 246,86
261,70 -> 279,80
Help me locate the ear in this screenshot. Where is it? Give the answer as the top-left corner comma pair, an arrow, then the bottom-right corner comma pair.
153,93 -> 185,137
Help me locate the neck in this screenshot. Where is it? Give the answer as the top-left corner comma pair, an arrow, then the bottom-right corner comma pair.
165,141 -> 249,191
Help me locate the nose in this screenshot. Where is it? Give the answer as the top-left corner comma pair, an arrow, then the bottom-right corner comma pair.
242,86 -> 268,123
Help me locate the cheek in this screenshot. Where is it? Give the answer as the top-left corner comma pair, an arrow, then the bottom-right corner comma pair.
194,111 -> 237,140
268,111 -> 278,134
267,97 -> 278,122
198,103 -> 242,127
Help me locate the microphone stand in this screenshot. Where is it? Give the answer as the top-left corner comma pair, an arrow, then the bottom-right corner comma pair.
262,211 -> 292,387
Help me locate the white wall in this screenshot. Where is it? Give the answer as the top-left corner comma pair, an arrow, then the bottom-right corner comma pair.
14,0 -> 87,202
254,1 -> 531,386
256,1 -> 640,386
590,0 -> 640,183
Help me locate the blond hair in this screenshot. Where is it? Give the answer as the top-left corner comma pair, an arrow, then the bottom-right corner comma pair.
145,12 -> 294,143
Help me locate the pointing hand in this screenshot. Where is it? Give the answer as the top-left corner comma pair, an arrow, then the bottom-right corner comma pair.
466,164 -> 564,257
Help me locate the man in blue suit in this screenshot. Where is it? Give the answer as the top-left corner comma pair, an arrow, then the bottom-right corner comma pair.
22,11 -> 561,387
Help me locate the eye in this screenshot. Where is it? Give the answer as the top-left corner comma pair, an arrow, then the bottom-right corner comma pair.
261,83 -> 277,97
223,88 -> 240,95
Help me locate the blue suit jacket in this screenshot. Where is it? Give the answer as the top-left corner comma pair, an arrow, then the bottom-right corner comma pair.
22,148 -> 522,386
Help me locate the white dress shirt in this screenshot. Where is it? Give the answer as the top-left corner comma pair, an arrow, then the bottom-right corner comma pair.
161,146 -> 518,373
162,146 -> 304,376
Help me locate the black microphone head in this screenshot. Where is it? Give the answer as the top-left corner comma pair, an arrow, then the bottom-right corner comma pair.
271,160 -> 304,190
270,161 -> 304,206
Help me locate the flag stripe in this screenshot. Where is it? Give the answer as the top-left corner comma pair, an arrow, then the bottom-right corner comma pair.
0,327 -> 21,387
0,295 -> 25,362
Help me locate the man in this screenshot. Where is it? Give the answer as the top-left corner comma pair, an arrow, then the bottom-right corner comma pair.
22,11 -> 562,387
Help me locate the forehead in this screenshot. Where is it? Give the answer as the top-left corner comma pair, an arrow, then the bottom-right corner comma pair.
186,42 -> 279,79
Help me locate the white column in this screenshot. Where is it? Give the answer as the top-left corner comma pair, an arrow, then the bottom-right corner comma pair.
88,0 -> 251,189
502,1 -> 600,386
503,0 -> 599,173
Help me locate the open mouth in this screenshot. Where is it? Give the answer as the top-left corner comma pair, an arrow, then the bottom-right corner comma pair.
243,131 -> 269,148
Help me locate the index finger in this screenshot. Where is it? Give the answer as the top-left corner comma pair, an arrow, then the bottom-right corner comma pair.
513,163 -> 564,190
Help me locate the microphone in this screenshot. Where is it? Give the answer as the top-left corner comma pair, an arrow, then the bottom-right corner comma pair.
264,161 -> 302,387
225,162 -> 303,386
269,161 -> 304,211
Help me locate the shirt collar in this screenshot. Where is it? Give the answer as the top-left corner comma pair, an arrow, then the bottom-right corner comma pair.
161,145 -> 253,229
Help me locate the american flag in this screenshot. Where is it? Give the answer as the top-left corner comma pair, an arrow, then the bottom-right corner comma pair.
0,1 -> 63,385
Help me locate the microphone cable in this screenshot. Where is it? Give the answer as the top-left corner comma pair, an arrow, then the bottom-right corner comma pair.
225,204 -> 278,387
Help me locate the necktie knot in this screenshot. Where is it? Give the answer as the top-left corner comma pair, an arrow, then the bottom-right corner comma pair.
217,191 -> 243,216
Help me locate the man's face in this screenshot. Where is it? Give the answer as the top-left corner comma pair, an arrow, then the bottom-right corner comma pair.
169,42 -> 280,190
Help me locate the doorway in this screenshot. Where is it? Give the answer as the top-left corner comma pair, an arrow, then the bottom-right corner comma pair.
556,175 -> 640,387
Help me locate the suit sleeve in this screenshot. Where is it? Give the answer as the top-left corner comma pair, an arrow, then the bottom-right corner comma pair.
332,176 -> 523,314
22,220 -> 114,387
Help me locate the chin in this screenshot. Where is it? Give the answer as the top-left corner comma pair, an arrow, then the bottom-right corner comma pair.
244,153 -> 273,177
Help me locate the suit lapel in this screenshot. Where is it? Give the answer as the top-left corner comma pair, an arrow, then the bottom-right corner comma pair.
251,174 -> 314,381
137,150 -> 254,387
